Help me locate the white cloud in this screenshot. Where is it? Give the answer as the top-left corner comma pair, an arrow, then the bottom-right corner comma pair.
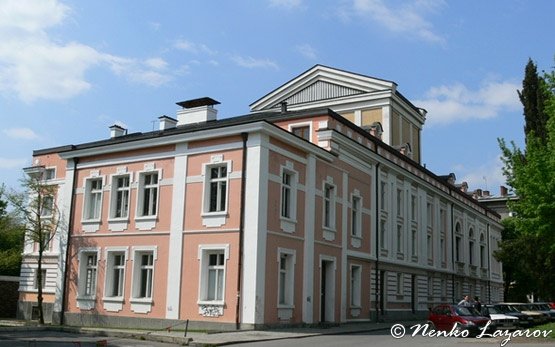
414,79 -> 521,126
3,127 -> 39,140
347,0 -> 445,44
269,0 -> 302,9
173,39 -> 216,55
145,57 -> 168,70
231,55 -> 279,70
0,0 -> 171,102
459,156 -> 507,193
296,44 -> 317,60
0,157 -> 27,169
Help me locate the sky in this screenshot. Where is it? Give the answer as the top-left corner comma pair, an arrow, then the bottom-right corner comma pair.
1,0 -> 554,195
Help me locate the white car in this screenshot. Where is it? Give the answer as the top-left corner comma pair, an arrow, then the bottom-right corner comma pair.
482,305 -> 520,330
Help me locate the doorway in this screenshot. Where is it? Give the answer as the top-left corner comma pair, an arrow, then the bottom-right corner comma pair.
320,258 -> 335,322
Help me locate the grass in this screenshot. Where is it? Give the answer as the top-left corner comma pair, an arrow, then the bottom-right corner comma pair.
531,322 -> 555,339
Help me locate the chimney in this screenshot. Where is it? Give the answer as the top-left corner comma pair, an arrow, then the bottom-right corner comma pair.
500,185 -> 508,197
176,97 -> 220,126
459,181 -> 468,193
110,124 -> 126,138
483,190 -> 490,197
159,115 -> 177,130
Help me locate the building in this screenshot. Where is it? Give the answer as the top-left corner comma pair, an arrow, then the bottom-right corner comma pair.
17,65 -> 504,328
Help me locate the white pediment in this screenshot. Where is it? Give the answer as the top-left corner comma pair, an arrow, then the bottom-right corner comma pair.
250,65 -> 396,111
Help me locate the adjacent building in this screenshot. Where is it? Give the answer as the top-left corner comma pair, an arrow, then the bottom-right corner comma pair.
17,65 -> 504,328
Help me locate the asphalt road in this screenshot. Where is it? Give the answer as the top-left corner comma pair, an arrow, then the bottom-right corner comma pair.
232,330 -> 555,347
0,330 -> 180,347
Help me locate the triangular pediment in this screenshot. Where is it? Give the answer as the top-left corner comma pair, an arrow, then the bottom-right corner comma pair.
250,65 -> 396,111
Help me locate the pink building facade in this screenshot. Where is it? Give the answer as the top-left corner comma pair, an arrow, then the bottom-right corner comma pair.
18,66 -> 504,328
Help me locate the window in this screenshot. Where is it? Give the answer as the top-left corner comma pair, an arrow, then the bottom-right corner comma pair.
397,189 -> 403,217
291,125 -> 310,140
78,251 -> 98,298
138,172 -> 158,217
84,178 -> 103,220
411,229 -> 417,256
136,253 -> 153,298
351,195 -> 361,237
380,220 -> 387,249
480,234 -> 486,268
323,183 -> 335,229
106,252 -> 126,297
469,228 -> 475,265
199,247 -> 228,303
206,165 -> 227,213
44,168 -> 56,180
281,171 -> 292,218
397,225 -> 403,253
455,236 -> 461,262
278,251 -> 295,306
34,269 -> 47,289
40,195 -> 54,217
411,194 -> 417,221
427,233 -> 433,259
440,237 -> 445,263
350,265 -> 361,307
428,276 -> 433,296
380,181 -> 387,210
110,175 -> 130,219
426,202 -> 433,227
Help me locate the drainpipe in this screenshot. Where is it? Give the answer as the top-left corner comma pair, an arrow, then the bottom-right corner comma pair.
236,132 -> 248,330
60,157 -> 78,326
374,162 -> 380,322
486,223 -> 491,303
450,202 -> 455,304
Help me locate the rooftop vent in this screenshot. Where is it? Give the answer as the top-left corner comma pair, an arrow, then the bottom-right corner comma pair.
109,124 -> 127,138
159,115 -> 177,130
176,97 -> 220,126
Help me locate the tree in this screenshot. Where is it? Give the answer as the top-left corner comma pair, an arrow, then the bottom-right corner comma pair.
5,170 -> 61,325
0,190 -> 25,277
497,58 -> 555,300
518,58 -> 550,144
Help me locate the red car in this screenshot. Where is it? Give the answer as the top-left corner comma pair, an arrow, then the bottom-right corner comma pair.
549,302 -> 555,310
427,304 -> 494,336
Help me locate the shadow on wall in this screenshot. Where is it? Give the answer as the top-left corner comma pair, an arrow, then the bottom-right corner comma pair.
0,276 -> 20,318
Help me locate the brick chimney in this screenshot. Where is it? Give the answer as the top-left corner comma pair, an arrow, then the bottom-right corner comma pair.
176,97 -> 220,126
500,185 -> 508,197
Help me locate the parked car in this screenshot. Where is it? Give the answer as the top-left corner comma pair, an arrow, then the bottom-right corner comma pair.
502,303 -> 547,325
493,304 -> 534,327
549,302 -> 555,310
428,304 -> 495,336
528,303 -> 555,321
481,305 -> 519,330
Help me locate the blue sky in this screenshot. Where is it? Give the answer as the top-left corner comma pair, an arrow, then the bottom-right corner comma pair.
1,0 -> 554,195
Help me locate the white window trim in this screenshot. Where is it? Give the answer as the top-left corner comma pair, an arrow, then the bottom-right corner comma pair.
43,166 -> 57,181
81,173 -> 105,224
197,244 -> 230,307
280,161 -> 298,233
288,121 -> 313,142
103,247 -> 129,311
108,172 -> 132,222
135,168 -> 162,221
322,177 -> 337,233
350,264 -> 362,308
76,247 -> 100,310
277,247 -> 296,309
201,157 -> 232,218
129,246 -> 158,313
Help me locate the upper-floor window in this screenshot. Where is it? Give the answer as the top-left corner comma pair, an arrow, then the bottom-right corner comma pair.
206,165 -> 228,213
351,195 -> 362,237
411,229 -> 417,256
455,236 -> 462,262
411,194 -> 417,221
110,175 -> 130,219
138,172 -> 158,217
291,125 -> 310,141
380,181 -> 387,210
40,195 -> 54,218
323,183 -> 336,230
396,189 -> 403,217
34,269 -> 47,289
469,228 -> 475,265
84,178 -> 103,220
281,171 -> 294,219
44,168 -> 56,180
480,233 -> 486,268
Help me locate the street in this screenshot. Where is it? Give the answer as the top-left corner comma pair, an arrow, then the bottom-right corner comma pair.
233,330 -> 554,347
0,330 -> 180,347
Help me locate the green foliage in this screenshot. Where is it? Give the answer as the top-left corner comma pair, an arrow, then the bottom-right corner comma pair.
0,191 -> 25,276
497,58 -> 555,300
518,58 -> 550,144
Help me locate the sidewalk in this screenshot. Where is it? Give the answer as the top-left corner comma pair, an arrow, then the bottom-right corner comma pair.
0,319 -> 409,346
